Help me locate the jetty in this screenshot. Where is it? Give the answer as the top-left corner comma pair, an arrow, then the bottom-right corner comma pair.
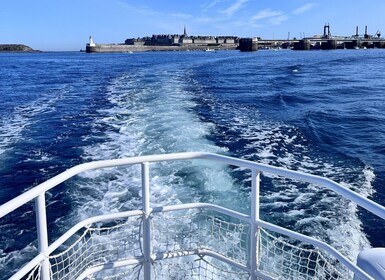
241,24 -> 385,51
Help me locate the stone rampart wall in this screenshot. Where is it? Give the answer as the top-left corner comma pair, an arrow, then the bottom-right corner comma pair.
86,44 -> 237,53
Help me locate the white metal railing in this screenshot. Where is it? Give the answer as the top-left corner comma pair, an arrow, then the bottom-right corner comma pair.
1,152 -> 385,280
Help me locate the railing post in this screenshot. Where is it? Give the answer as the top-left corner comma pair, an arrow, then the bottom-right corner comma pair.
35,193 -> 50,280
250,169 -> 260,280
141,162 -> 152,280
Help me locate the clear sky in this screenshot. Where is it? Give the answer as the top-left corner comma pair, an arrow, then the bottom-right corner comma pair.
2,0 -> 385,51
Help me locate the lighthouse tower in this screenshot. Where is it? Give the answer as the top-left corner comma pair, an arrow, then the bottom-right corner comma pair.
86,36 -> 96,53
88,36 -> 96,47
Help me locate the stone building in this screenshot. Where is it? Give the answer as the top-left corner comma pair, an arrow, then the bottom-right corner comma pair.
124,27 -> 238,47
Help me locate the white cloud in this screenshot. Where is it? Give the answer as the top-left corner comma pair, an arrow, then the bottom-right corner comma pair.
234,20 -> 263,29
196,16 -> 213,23
171,12 -> 193,19
269,15 -> 289,25
116,1 -> 157,16
292,3 -> 315,15
201,0 -> 221,13
221,0 -> 250,17
249,8 -> 288,26
251,9 -> 283,22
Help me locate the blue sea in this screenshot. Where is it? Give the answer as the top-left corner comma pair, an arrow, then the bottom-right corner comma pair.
1,50 -> 385,278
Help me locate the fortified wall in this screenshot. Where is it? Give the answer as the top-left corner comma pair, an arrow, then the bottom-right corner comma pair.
86,27 -> 239,53
86,44 -> 235,53
125,34 -> 237,46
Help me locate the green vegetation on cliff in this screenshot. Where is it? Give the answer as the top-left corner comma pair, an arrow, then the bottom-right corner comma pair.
0,44 -> 37,52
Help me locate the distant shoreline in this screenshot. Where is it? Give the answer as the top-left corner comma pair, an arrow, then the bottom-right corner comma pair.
0,44 -> 39,52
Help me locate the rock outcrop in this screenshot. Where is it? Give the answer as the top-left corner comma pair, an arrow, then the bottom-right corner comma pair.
0,44 -> 38,52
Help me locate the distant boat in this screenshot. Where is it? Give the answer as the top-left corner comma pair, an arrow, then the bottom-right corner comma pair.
205,48 -> 215,52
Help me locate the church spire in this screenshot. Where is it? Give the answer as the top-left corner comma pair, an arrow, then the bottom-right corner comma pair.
183,26 -> 187,37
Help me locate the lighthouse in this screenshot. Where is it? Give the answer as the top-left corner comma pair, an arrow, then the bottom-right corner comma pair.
88,36 -> 96,47
86,36 -> 97,53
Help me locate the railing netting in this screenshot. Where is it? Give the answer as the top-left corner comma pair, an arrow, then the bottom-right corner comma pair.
258,227 -> 354,279
25,209 -> 355,279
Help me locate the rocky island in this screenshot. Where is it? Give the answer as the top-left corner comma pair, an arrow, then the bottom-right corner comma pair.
0,44 -> 38,52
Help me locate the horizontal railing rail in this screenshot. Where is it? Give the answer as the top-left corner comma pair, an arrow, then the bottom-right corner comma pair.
1,152 -> 385,220
1,152 -> 384,280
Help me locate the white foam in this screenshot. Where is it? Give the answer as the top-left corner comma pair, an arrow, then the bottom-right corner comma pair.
0,244 -> 38,278
285,209 -> 305,216
211,103 -> 375,260
0,89 -> 64,158
76,66 -> 241,223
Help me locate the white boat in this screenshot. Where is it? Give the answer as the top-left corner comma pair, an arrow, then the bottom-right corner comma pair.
1,152 -> 384,280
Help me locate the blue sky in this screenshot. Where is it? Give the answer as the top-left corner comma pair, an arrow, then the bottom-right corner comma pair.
2,0 -> 385,51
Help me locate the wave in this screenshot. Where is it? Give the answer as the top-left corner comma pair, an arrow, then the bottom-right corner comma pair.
71,65 -> 242,224
201,97 -> 373,260
0,91 -> 63,157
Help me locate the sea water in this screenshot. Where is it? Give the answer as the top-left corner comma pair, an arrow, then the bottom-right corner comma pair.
1,50 -> 385,278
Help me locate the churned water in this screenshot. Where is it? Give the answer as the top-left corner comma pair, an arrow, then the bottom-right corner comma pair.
1,50 -> 385,278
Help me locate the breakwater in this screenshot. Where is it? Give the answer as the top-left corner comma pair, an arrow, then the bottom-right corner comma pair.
238,38 -> 385,51
242,24 -> 385,51
292,38 -> 385,50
